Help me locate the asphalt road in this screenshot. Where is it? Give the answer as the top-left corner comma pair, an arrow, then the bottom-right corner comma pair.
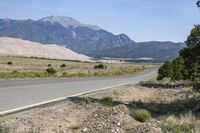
0,68 -> 157,114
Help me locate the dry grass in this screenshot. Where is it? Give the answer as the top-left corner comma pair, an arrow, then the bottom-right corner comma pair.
0,56 -> 153,79
102,81 -> 200,133
158,112 -> 198,133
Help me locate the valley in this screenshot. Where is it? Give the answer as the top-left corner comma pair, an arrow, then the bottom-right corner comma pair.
0,1 -> 198,133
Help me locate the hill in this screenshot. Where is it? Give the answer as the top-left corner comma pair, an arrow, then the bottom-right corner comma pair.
0,37 -> 91,62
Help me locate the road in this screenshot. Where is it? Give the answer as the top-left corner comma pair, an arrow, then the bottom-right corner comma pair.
0,68 -> 157,115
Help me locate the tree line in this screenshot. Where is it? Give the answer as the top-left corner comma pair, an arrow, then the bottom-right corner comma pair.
157,25 -> 200,90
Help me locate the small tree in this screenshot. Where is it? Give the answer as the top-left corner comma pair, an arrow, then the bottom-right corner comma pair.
46,67 -> 57,75
157,61 -> 173,80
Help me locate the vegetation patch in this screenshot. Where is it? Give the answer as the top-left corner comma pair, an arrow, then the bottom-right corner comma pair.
0,122 -> 10,133
139,79 -> 191,89
158,112 -> 196,133
0,71 -> 49,79
7,61 -> 12,65
94,64 -> 106,69
0,56 -> 152,79
68,123 -> 80,130
46,67 -> 57,75
130,109 -> 151,122
157,25 -> 200,91
60,64 -> 66,68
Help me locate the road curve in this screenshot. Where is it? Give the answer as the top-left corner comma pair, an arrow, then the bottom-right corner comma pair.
0,68 -> 157,115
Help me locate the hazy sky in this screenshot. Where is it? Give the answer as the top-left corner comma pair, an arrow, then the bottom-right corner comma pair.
0,0 -> 199,42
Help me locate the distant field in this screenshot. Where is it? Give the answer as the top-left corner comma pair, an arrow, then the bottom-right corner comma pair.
0,56 -> 155,79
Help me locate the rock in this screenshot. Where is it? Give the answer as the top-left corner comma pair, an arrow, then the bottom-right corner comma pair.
117,122 -> 121,127
83,127 -> 88,132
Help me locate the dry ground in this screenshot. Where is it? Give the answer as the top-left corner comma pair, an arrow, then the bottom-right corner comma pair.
1,80 -> 199,133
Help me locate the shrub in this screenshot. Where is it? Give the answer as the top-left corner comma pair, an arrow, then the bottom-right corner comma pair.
48,64 -> 51,67
94,64 -> 106,69
157,61 -> 173,80
131,109 -> 151,122
68,124 -> 80,130
60,64 -> 67,68
7,61 -> 12,65
46,67 -> 57,75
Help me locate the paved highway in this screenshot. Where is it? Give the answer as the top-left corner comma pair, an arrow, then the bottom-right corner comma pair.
0,68 -> 157,115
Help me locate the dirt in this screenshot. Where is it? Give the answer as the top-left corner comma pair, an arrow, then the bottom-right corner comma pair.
1,84 -> 192,133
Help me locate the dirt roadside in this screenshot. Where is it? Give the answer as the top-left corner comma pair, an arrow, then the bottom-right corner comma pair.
1,82 -> 199,133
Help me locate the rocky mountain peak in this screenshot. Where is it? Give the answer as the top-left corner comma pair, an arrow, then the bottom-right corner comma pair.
40,15 -> 101,30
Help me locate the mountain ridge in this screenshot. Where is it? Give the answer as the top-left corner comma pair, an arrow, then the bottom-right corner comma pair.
0,16 -> 185,62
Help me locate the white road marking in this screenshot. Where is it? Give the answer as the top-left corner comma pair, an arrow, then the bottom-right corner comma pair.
0,69 -> 157,116
0,81 -> 136,116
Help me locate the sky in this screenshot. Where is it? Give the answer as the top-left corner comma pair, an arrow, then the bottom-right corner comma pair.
0,0 -> 199,42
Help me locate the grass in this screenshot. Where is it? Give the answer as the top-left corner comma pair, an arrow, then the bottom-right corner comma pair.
0,56 -> 153,79
158,112 -> 197,133
134,79 -> 200,132
68,123 -> 80,130
139,79 -> 191,89
0,123 -> 9,133
102,97 -> 114,107
0,71 -> 49,79
130,109 -> 151,122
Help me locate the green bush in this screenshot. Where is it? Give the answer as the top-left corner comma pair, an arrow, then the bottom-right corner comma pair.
46,67 -> 57,75
157,61 -> 173,80
7,61 -> 12,65
48,64 -> 51,67
131,109 -> 151,122
94,64 -> 106,69
60,64 -> 67,68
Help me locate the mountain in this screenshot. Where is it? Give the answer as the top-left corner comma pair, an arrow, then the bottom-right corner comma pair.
0,16 -> 185,62
40,16 -> 101,30
0,37 -> 91,62
89,41 -> 185,62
